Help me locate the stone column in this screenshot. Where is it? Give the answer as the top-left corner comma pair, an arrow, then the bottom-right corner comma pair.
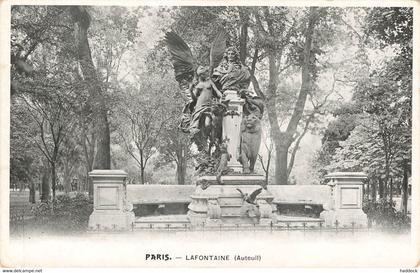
88,170 -> 134,231
222,90 -> 245,172
320,172 -> 368,228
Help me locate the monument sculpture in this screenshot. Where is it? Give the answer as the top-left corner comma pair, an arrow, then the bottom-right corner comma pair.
211,46 -> 251,92
166,30 -> 274,227
236,187 -> 263,205
238,112 -> 262,174
237,187 -> 263,223
86,32 -> 369,232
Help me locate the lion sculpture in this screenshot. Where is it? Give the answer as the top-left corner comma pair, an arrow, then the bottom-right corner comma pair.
237,113 -> 262,174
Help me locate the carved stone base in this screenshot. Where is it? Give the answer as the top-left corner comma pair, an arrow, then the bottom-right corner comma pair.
257,199 -> 275,225
320,172 -> 369,228
320,209 -> 368,228
188,175 -> 276,227
187,210 -> 207,227
88,170 -> 135,231
89,211 -> 135,231
259,218 -> 273,226
205,218 -> 223,227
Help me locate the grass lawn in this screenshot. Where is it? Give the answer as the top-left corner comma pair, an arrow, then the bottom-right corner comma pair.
9,190 -> 92,237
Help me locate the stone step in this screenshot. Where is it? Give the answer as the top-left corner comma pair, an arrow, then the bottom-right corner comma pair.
134,215 -> 189,224
274,216 -> 324,228
133,214 -> 325,230
221,214 -> 243,217
133,222 -> 326,230
276,216 -> 324,222
135,219 -> 190,223
274,222 -> 323,229
205,223 -> 269,229
134,222 -> 190,230
133,215 -> 190,230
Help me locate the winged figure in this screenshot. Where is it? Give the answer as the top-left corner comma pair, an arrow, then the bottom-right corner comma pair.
165,30 -> 228,152
236,187 -> 263,205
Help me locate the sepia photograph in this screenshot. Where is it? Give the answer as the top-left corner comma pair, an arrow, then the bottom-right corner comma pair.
1,0 -> 418,269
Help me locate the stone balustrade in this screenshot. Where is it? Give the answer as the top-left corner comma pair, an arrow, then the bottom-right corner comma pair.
88,171 -> 368,230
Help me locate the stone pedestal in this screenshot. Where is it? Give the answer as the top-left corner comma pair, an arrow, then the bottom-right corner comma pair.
188,175 -> 276,227
320,172 -> 368,228
88,170 -> 135,231
222,90 -> 245,172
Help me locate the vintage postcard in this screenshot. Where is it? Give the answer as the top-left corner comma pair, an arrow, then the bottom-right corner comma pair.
0,0 -> 419,270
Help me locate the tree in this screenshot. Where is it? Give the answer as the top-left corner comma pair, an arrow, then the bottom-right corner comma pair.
11,6 -> 70,95
114,73 -> 176,184
317,7 -> 412,206
313,102 -> 360,179
156,117 -> 193,185
70,6 -> 111,170
18,82 -> 76,201
258,135 -> 273,184
59,135 -> 82,194
364,7 -> 412,208
11,6 -> 82,202
72,6 -> 140,195
243,7 -> 338,184
10,98 -> 42,202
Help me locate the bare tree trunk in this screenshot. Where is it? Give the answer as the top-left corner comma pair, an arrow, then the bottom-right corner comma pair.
266,7 -> 318,185
258,143 -> 272,185
37,181 -> 42,199
63,161 -> 71,194
266,150 -> 272,184
41,167 -> 50,202
140,166 -> 145,184
139,149 -> 145,184
71,6 -> 111,170
379,179 -> 384,199
371,179 -> 377,202
366,179 -> 370,201
389,177 -> 393,204
93,109 -> 111,170
51,161 -> 56,202
87,173 -> 93,196
29,181 -> 35,203
266,62 -> 284,184
83,134 -> 95,197
275,144 -> 289,185
238,9 -> 249,64
384,165 -> 389,200
402,160 -> 408,214
176,146 -> 188,185
176,161 -> 186,185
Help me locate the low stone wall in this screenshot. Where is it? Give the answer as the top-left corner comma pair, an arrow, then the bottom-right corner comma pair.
268,185 -> 331,206
126,185 -> 195,217
126,184 -> 195,204
89,171 -> 368,230
126,184 -> 330,206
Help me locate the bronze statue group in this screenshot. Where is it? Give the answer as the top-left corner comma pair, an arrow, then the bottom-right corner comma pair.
166,31 -> 264,178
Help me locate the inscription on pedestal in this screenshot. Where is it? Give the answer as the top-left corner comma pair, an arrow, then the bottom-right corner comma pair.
340,187 -> 360,208
97,186 -> 119,209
